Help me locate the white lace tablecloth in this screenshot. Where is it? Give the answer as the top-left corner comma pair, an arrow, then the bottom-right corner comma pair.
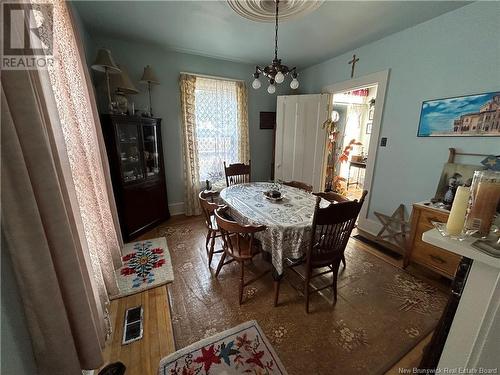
220,182 -> 329,275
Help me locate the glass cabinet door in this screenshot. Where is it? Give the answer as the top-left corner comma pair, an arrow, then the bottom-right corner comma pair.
142,125 -> 161,178
117,123 -> 145,183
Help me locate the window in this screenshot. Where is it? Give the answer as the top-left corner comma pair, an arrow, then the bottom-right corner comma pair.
194,77 -> 240,184
179,73 -> 248,215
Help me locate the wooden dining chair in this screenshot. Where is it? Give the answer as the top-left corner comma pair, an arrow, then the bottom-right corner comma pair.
214,206 -> 269,305
313,191 -> 351,267
224,160 -> 251,187
313,191 -> 350,203
282,180 -> 313,193
198,191 -> 224,267
274,190 -> 367,313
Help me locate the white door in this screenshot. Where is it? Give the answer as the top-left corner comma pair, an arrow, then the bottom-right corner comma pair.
274,94 -> 330,191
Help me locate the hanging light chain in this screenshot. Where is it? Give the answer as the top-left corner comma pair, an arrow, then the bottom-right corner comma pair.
274,0 -> 279,60
251,0 -> 300,92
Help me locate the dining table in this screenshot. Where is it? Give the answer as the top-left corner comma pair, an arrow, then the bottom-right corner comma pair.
219,182 -> 330,278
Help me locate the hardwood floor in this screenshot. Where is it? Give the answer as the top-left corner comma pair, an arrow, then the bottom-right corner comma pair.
100,215 -> 445,374
101,286 -> 175,375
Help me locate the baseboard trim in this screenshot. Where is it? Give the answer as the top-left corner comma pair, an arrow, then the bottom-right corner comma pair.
357,218 -> 407,256
169,202 -> 185,216
357,218 -> 382,236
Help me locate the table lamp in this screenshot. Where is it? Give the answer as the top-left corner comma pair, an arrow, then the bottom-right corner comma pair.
111,65 -> 139,114
140,65 -> 159,117
91,48 -> 121,113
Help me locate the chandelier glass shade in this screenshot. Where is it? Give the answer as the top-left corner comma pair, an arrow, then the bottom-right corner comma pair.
252,0 -> 299,93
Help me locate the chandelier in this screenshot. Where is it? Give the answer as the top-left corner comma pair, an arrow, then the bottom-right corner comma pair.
252,0 -> 299,94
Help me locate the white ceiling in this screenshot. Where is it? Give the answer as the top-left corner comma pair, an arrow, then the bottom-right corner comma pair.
73,1 -> 469,68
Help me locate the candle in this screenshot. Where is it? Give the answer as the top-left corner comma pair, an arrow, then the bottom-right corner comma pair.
446,186 -> 470,235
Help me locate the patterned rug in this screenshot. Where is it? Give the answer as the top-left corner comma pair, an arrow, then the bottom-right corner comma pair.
159,320 -> 288,375
111,237 -> 174,299
151,219 -> 448,374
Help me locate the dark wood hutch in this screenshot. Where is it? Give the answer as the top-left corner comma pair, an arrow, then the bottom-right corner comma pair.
101,114 -> 170,241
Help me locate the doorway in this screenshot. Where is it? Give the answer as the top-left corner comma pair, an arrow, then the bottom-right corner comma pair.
324,86 -> 378,200
322,70 -> 389,234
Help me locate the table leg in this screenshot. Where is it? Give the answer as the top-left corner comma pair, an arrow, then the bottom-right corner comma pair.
347,165 -> 351,190
273,268 -> 283,307
272,268 -> 283,280
262,252 -> 283,280
262,251 -> 283,306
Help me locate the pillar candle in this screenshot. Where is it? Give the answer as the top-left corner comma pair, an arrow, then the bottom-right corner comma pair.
446,186 -> 470,236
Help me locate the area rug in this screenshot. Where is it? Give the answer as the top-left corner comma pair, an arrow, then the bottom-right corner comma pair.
352,234 -> 403,260
159,320 -> 288,375
151,219 -> 448,374
110,237 -> 174,299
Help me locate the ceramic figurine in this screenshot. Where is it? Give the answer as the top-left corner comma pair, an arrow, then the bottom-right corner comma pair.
443,173 -> 462,205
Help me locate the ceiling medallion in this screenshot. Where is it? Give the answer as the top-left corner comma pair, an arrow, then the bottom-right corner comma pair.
227,0 -> 324,23
250,0 -> 300,94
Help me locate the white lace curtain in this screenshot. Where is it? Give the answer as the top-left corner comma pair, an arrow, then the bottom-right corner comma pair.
180,74 -> 249,215
1,1 -> 123,372
46,0 -> 122,304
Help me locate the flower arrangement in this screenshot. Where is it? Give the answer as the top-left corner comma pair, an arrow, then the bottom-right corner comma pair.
331,139 -> 362,195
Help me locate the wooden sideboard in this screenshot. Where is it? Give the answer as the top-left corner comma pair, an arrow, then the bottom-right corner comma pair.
404,202 -> 461,279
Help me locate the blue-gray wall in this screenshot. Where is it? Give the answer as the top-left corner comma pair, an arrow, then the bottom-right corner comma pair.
79,31 -> 283,211
70,2 -> 94,67
300,2 -> 500,221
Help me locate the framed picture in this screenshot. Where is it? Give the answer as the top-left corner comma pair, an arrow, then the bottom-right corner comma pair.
417,91 -> 500,137
434,162 -> 484,202
366,122 -> 372,134
368,108 -> 374,120
259,111 -> 276,129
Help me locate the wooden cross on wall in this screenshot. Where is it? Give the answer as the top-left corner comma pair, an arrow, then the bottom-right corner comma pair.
348,54 -> 359,78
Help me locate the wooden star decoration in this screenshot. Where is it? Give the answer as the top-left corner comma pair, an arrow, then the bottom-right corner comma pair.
374,204 -> 409,251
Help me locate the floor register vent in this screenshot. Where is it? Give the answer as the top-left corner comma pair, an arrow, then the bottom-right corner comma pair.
122,305 -> 143,345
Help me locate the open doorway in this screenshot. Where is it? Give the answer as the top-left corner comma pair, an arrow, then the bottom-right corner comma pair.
320,70 -> 389,233
324,86 -> 377,200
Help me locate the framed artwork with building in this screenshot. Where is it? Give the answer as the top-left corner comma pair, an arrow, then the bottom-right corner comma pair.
417,91 -> 500,137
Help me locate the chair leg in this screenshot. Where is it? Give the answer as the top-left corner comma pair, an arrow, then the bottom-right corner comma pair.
215,252 -> 226,278
304,267 -> 311,314
332,264 -> 339,302
341,254 -> 346,268
273,279 -> 281,307
239,261 -> 245,305
208,231 -> 216,267
205,231 -> 211,252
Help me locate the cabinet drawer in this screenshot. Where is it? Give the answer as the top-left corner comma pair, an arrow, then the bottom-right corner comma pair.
412,241 -> 461,278
418,208 -> 448,228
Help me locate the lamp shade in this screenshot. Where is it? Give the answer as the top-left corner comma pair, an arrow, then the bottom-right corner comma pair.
140,65 -> 159,85
91,48 -> 121,74
111,65 -> 139,94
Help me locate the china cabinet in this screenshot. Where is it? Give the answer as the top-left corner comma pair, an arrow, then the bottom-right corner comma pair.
101,114 -> 170,240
